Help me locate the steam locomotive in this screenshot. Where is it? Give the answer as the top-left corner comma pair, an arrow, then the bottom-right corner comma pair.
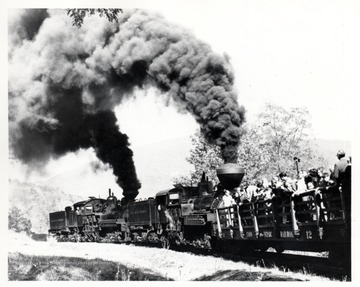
49,163 -> 351,267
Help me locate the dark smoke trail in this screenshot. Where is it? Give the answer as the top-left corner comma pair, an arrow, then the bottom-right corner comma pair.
84,111 -> 140,203
11,85 -> 140,204
9,9 -> 245,202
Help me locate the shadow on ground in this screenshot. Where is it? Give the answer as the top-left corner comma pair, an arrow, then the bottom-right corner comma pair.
195,269 -> 304,281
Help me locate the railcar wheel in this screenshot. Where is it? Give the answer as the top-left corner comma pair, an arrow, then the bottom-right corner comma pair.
132,232 -> 140,242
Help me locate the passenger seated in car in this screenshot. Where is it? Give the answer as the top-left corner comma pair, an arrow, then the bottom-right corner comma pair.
278,172 -> 296,195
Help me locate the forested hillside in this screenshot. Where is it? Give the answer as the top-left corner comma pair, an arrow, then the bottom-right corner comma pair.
8,180 -> 83,233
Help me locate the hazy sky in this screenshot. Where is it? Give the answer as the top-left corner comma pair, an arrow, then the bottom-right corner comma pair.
4,0 -> 360,198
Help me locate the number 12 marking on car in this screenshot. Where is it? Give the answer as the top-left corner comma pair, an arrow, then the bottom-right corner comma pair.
306,230 -> 312,239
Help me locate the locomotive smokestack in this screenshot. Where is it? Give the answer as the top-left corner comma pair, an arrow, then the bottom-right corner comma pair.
109,188 -> 111,197
217,163 -> 245,190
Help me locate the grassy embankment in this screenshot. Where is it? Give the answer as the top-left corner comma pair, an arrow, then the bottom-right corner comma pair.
8,253 -> 170,281
9,252 -> 307,281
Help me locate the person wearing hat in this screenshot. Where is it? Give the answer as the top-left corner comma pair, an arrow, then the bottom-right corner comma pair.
278,172 -> 297,195
276,172 -> 297,224
333,150 -> 348,187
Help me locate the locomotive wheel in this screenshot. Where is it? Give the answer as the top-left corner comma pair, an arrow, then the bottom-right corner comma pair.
161,236 -> 170,249
94,233 -> 100,243
167,231 -> 181,246
174,234 -> 181,246
132,232 -> 139,242
99,229 -> 107,238
147,232 -> 159,243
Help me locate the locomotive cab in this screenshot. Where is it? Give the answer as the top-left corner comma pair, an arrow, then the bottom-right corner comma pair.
168,189 -> 181,206
155,189 -> 171,224
155,189 -> 169,206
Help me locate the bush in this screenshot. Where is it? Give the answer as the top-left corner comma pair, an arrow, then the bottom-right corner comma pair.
8,207 -> 32,235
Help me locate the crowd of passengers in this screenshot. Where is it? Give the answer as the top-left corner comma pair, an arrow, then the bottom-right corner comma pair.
216,151 -> 351,223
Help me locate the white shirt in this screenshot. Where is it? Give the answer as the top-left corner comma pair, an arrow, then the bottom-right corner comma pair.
221,194 -> 236,207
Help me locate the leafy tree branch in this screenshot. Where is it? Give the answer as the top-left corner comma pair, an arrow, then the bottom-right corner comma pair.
66,9 -> 123,28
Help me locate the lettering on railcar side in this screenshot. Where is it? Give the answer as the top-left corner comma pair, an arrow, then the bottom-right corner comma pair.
50,219 -> 65,223
280,230 -> 294,238
263,231 -> 273,238
130,209 -> 148,215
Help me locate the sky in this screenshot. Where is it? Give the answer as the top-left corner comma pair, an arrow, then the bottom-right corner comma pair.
3,0 -> 360,199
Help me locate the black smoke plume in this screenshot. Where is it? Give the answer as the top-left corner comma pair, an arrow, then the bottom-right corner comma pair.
9,9 -> 245,202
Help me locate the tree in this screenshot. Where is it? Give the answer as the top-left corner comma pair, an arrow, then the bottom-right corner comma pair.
66,9 -> 123,28
174,103 -> 328,186
246,103 -> 328,179
236,124 -> 272,181
8,207 -> 32,235
173,130 -> 223,187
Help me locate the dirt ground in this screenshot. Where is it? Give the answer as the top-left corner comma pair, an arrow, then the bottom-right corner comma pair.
8,231 -> 331,281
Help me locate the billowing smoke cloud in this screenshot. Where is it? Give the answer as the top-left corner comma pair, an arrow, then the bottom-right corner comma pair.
8,9 -> 49,47
9,9 -> 245,203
